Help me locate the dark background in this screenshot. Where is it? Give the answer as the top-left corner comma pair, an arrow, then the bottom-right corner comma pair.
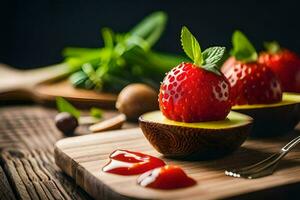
1,0 -> 300,69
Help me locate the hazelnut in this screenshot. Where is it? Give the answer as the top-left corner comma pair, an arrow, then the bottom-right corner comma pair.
116,84 -> 158,121
55,112 -> 78,135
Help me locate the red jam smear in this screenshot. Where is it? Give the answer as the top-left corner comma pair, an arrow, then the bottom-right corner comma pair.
102,149 -> 166,175
137,165 -> 196,190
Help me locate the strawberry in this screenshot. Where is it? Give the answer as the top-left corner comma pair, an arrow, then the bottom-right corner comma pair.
221,31 -> 282,105
159,27 -> 231,122
258,42 -> 300,93
222,57 -> 282,105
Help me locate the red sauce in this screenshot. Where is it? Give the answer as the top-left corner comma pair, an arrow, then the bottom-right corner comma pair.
137,165 -> 196,190
102,149 -> 166,175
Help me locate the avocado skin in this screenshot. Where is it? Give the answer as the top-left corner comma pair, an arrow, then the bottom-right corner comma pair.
233,103 -> 300,137
139,118 -> 252,159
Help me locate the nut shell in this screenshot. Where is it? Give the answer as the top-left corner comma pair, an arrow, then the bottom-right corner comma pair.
116,84 -> 158,121
55,112 -> 78,135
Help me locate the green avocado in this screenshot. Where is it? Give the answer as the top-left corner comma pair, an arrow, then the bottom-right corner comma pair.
232,93 -> 300,137
139,111 -> 253,158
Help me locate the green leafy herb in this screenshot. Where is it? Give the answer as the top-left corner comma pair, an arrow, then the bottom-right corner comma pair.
90,107 -> 103,119
181,26 -> 203,65
231,30 -> 258,62
202,47 -> 226,75
264,41 -> 281,54
56,97 -> 81,118
63,11 -> 185,93
82,63 -> 102,90
180,26 -> 226,75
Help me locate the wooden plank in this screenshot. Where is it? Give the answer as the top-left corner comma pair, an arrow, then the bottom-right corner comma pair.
1,149 -> 92,200
0,106 -> 94,200
55,128 -> 300,200
0,166 -> 16,200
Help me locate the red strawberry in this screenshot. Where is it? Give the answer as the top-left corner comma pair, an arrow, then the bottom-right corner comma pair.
221,31 -> 282,105
222,57 -> 282,105
158,27 -> 231,122
258,42 -> 300,93
159,62 -> 231,122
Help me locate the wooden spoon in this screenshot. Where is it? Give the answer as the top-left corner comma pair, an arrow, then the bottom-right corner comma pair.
0,63 -> 117,108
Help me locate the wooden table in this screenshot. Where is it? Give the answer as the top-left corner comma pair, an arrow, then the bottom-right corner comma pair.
0,105 -> 134,200
1,105 -> 300,200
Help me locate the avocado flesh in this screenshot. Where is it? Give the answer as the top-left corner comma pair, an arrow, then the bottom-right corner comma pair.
232,93 -> 300,137
142,111 -> 252,129
233,93 -> 300,109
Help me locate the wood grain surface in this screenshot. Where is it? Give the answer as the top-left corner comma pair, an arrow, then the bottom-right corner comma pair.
55,127 -> 300,200
0,106 -> 134,200
0,106 -> 92,200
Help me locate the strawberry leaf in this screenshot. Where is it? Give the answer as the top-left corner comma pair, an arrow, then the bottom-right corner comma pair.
231,30 -> 258,62
202,47 -> 226,75
181,26 -> 203,66
264,41 -> 281,54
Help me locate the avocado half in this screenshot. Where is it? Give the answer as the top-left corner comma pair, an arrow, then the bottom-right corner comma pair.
139,111 -> 253,158
232,93 -> 300,137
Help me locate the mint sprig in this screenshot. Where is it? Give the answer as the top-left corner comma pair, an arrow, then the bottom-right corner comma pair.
264,41 -> 281,54
180,26 -> 226,75
231,30 -> 258,62
202,47 -> 226,75
181,26 -> 203,66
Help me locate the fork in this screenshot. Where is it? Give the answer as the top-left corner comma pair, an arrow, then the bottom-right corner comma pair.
225,135 -> 300,179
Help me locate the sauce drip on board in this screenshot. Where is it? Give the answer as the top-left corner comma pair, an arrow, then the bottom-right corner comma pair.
102,149 -> 166,175
137,165 -> 196,190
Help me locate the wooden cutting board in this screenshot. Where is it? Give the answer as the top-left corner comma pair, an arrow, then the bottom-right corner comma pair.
54,127 -> 300,200
0,63 -> 117,108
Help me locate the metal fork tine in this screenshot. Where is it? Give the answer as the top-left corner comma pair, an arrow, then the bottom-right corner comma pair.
225,136 -> 300,179
238,158 -> 280,177
225,153 -> 281,179
229,153 -> 279,173
244,167 -> 275,179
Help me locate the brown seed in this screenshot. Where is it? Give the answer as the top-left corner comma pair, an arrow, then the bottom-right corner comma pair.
55,112 -> 78,136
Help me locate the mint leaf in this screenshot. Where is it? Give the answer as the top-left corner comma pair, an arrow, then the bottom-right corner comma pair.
231,30 -> 258,62
90,107 -> 103,119
202,47 -> 226,75
56,97 -> 80,118
203,47 -> 226,66
180,26 -> 226,75
181,26 -> 203,65
264,41 -> 281,54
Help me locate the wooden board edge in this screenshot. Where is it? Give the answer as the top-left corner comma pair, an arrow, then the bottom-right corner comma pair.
54,139 -> 132,200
